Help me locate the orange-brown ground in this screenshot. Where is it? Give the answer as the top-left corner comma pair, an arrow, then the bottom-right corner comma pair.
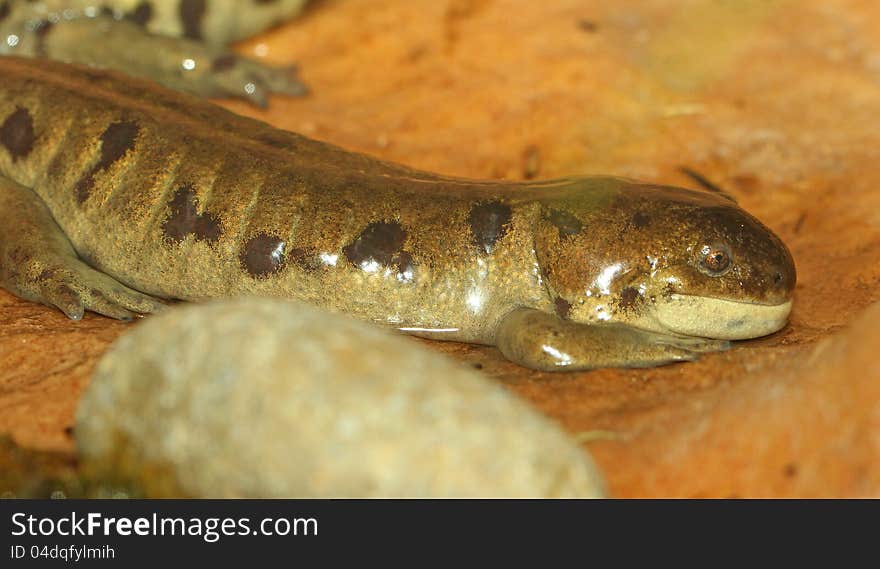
1,0 -> 878,497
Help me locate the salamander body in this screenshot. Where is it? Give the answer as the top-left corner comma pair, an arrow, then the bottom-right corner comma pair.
0,57 -> 796,370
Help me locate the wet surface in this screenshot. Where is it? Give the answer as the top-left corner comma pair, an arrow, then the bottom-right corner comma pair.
2,0 -> 879,496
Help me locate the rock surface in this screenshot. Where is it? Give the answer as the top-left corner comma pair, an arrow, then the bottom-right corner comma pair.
76,299 -> 606,498
2,0 -> 879,496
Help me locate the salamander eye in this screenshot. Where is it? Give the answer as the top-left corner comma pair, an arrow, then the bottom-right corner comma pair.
699,244 -> 731,276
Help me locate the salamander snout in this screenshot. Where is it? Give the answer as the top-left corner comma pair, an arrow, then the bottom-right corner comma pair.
762,240 -> 797,302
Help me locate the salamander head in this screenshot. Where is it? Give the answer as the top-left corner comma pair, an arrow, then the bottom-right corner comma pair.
537,182 -> 796,340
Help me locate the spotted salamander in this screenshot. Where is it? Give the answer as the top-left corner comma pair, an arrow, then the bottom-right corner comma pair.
0,0 -> 308,107
0,56 -> 796,371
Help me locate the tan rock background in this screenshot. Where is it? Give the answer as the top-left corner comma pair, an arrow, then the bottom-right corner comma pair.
1,0 -> 878,497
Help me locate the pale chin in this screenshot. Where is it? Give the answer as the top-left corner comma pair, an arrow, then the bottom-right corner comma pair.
653,294 -> 793,340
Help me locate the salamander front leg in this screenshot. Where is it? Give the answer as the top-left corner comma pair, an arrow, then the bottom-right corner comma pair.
495,308 -> 730,372
0,176 -> 165,321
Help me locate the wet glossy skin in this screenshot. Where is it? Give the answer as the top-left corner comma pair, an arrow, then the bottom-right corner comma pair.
0,0 -> 308,106
0,57 -> 796,371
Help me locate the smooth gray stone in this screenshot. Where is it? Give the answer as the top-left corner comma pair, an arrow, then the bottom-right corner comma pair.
76,299 -> 607,497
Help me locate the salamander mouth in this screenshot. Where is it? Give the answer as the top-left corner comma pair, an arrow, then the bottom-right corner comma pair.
654,294 -> 793,340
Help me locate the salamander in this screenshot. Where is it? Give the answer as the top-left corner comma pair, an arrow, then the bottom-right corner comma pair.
0,0 -> 308,107
0,56 -> 796,371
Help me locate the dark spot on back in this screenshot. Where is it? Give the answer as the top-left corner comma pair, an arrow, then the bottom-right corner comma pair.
241,233 -> 287,277
472,362 -> 483,370
64,426 -> 74,437
632,211 -> 650,229
344,221 -> 408,269
127,1 -> 153,26
619,287 -> 641,310
0,107 -> 35,161
469,201 -> 512,254
555,297 -> 571,319
783,463 -> 798,479
75,121 -> 140,203
211,54 -> 239,72
194,216 -> 221,242
548,208 -> 582,238
180,0 -> 206,40
162,184 -> 221,243
0,2 -> 10,22
97,121 -> 140,169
